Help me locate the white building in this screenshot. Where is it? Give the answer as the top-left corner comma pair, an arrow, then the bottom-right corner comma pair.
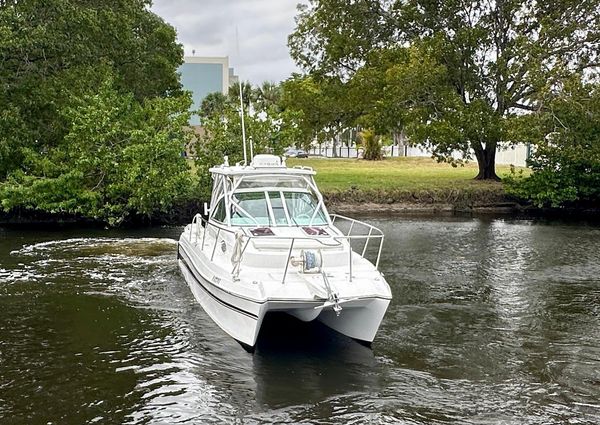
178,56 -> 237,125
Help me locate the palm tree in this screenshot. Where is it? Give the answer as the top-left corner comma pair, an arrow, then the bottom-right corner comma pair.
228,81 -> 255,109
256,81 -> 282,111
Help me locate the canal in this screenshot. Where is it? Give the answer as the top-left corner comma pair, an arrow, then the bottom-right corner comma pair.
1,216 -> 599,424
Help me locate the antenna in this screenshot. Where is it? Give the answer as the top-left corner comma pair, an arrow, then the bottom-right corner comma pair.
238,79 -> 248,165
236,27 -> 248,165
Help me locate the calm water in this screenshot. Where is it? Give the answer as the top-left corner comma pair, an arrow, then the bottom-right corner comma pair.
1,217 -> 599,424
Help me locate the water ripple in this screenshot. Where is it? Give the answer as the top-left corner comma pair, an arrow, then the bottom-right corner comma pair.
1,220 -> 600,424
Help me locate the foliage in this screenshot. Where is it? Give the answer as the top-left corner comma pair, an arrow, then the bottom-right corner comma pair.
506,79 -> 600,207
0,79 -> 194,225
0,0 -> 183,178
289,0 -> 600,179
0,0 -> 188,224
199,92 -> 228,121
359,129 -> 383,160
281,75 -> 358,151
255,81 -> 283,112
353,46 -> 478,165
228,81 -> 256,110
195,83 -> 304,197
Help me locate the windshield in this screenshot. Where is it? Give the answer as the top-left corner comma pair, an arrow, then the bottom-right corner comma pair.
230,190 -> 327,226
236,175 -> 310,190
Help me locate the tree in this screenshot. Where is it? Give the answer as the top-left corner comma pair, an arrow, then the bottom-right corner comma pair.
360,129 -> 383,160
0,0 -> 190,224
199,92 -> 228,121
0,0 -> 183,178
227,80 -> 283,115
0,78 -> 194,225
228,81 -> 256,110
506,77 -> 600,207
256,81 -> 282,112
194,83 -> 303,197
289,0 -> 600,179
281,75 -> 358,153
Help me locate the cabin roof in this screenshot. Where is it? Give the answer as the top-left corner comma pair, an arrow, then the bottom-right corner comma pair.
208,154 -> 316,176
209,165 -> 316,177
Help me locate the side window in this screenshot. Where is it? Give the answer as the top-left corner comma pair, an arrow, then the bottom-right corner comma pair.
212,198 -> 226,223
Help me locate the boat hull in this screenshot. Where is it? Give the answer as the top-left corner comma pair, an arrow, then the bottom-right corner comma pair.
177,213 -> 392,349
179,256 -> 264,346
178,248 -> 390,348
317,298 -> 390,342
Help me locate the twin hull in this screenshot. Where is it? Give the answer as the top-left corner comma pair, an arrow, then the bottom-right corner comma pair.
177,233 -> 391,348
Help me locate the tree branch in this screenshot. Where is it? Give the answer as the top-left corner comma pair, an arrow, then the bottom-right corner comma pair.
513,102 -> 538,111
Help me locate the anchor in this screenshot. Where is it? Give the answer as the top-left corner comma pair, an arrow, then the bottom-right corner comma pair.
317,271 -> 344,316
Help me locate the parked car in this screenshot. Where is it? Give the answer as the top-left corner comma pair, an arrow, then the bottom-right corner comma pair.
284,148 -> 309,158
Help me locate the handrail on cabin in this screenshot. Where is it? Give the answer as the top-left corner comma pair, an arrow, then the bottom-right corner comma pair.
188,213 -> 384,282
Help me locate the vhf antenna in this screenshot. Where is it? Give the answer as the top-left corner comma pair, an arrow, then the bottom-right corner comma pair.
236,27 -> 248,165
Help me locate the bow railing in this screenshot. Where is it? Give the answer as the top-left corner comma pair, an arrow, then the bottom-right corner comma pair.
188,213 -> 384,283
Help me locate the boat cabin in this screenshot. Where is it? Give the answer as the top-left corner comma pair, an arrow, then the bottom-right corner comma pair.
207,155 -> 330,228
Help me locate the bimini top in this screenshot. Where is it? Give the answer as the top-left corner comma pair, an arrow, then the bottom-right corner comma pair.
209,154 -> 316,177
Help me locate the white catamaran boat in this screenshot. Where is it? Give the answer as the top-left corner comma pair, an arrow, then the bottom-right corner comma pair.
177,154 -> 392,350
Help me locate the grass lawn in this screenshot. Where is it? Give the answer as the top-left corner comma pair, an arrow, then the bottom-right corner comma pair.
287,157 -> 525,192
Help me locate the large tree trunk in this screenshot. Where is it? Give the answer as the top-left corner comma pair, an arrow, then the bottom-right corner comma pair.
332,133 -> 339,157
393,130 -> 407,157
473,142 -> 500,180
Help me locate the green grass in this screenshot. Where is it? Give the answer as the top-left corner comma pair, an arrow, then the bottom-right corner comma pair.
287,157 -> 524,191
285,157 -> 531,206
189,156 -> 528,206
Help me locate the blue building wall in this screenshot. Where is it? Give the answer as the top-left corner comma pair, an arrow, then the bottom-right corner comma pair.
179,62 -> 224,125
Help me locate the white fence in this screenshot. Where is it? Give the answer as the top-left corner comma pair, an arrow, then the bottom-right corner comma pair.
307,144 -> 530,167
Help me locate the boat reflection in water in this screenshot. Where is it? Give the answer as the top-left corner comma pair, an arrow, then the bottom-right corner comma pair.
251,312 -> 380,409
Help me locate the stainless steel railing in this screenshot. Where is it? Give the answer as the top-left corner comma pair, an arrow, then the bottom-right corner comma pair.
188,213 -> 384,283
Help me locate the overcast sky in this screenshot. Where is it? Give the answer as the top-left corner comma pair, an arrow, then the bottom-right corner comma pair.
151,0 -> 304,84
